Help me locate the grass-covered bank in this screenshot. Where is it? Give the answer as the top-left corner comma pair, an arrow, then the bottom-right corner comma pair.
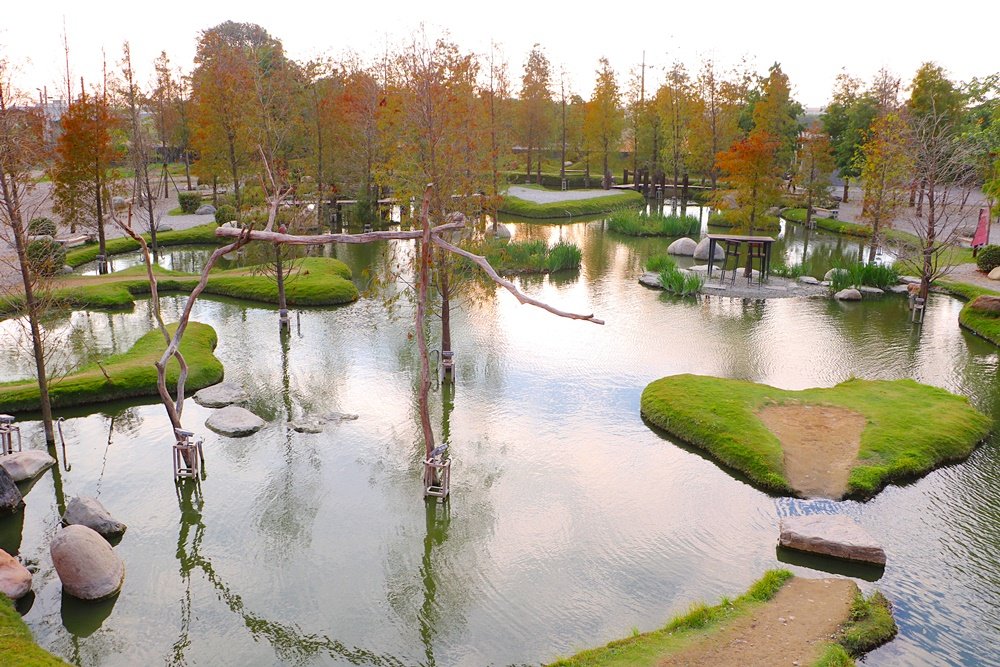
0,594 -> 69,665
0,322 -> 223,413
0,257 -> 359,316
814,591 -> 897,666
707,209 -> 781,232
781,208 -> 873,238
640,374 -> 990,499
606,209 -> 700,236
547,570 -> 794,666
65,223 -> 223,267
498,190 -> 644,218
944,281 -> 1000,347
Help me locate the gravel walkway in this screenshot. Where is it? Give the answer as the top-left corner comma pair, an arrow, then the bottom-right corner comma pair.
506,185 -> 624,204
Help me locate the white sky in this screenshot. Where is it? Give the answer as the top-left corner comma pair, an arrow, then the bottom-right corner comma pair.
1,0 -> 995,109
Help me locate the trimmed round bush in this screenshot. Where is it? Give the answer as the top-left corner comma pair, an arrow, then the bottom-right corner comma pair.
177,191 -> 201,214
215,205 -> 237,225
26,238 -> 67,276
976,245 -> 1000,273
27,217 -> 57,237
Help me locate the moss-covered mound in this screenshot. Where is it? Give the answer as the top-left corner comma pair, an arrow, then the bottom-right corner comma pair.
0,257 -> 358,316
0,322 -> 223,413
640,374 -> 990,499
0,594 -> 68,665
498,190 -> 644,218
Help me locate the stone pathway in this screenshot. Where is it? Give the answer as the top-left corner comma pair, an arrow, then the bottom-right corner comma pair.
505,185 -> 622,204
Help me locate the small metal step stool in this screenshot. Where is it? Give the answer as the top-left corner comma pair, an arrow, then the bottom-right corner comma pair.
0,415 -> 21,455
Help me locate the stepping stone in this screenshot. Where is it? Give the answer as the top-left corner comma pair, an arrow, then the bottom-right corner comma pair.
205,405 -> 265,437
323,412 -> 359,422
638,272 -> 662,288
797,276 -> 820,285
859,286 -> 885,295
63,496 -> 127,539
50,525 -> 125,600
0,450 -> 56,482
667,237 -> 697,256
779,515 -> 886,565
290,418 -> 325,434
0,548 -> 31,600
193,382 -> 248,408
834,288 -> 862,301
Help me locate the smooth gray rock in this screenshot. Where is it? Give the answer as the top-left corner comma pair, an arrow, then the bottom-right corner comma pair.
988,266 -> 1000,280
859,285 -> 885,295
667,237 -> 697,256
899,275 -> 922,285
639,272 -> 662,288
779,515 -> 886,565
797,275 -> 820,285
193,382 -> 248,408
61,265 -> 74,274
693,238 -> 725,261
323,412 -> 359,422
50,525 -> 125,600
490,224 -> 512,240
688,264 -> 710,274
205,405 -> 265,437
0,467 -> 23,515
195,204 -> 216,215
819,280 -> 832,287
834,288 -> 863,301
0,548 -> 31,600
824,268 -> 848,281
0,450 -> 56,482
63,496 -> 127,538
290,419 -> 325,434
889,284 -> 911,294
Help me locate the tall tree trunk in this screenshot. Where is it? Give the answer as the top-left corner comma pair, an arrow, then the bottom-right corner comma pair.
95,165 -> 106,272
842,177 -> 849,203
183,151 -> 192,191
275,244 -> 288,330
416,200 -> 436,486
920,183 -> 935,301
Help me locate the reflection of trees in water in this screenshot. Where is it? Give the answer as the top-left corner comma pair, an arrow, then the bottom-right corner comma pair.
170,483 -> 408,667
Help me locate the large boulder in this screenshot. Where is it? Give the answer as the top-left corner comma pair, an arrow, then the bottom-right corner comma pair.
0,467 -> 24,515
970,295 -> 1000,314
779,515 -> 886,565
63,496 -> 127,539
50,525 -> 125,600
693,238 -> 725,261
666,237 -> 697,256
834,288 -> 862,301
0,450 -> 56,482
193,382 -> 248,408
0,548 -> 31,600
195,204 -> 216,216
205,405 -> 265,437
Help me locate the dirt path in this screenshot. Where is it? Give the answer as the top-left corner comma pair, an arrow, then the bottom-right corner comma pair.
506,185 -> 622,204
757,404 -> 866,499
659,577 -> 857,667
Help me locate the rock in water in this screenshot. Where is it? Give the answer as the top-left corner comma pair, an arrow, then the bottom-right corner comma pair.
205,405 -> 265,437
779,515 -> 886,565
50,525 -> 125,600
667,237 -> 697,256
834,288 -> 862,301
0,450 -> 56,482
638,272 -> 662,289
193,382 -> 248,408
693,238 -> 725,261
0,467 -> 24,515
0,548 -> 31,600
63,496 -> 127,539
290,418 -> 325,434
858,285 -> 885,295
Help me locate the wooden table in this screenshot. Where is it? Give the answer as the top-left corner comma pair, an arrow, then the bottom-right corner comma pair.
705,234 -> 776,280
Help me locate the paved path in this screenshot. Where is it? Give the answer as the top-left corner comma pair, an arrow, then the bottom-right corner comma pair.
506,185 -> 622,204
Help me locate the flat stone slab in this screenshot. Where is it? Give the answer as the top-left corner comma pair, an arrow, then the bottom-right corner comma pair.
194,382 -> 248,408
0,450 -> 56,482
638,271 -> 662,288
290,418 -> 326,434
0,548 -> 31,600
797,276 -> 820,285
50,525 -> 125,600
63,496 -> 127,539
205,405 -> 265,437
779,515 -> 886,565
859,285 -> 885,295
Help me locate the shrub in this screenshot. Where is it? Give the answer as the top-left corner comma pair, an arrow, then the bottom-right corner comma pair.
976,245 -> 1000,273
215,205 -> 238,225
177,191 -> 202,214
645,254 -> 676,272
27,238 -> 67,276
27,216 -> 57,237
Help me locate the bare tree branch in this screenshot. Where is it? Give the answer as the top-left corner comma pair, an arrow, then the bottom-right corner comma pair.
214,221 -> 466,244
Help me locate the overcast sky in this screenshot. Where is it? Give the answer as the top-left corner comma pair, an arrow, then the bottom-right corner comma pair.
1,0 -> 994,109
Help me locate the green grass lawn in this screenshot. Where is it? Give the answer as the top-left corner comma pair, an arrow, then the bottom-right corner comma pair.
498,190 -> 645,218
781,208 -> 873,237
0,322 -> 223,413
64,223 -> 223,267
0,595 -> 68,665
1,257 -> 358,316
640,374 -> 990,499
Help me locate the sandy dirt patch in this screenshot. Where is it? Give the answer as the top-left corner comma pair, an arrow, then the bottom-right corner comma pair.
659,577 -> 857,667
757,404 -> 866,499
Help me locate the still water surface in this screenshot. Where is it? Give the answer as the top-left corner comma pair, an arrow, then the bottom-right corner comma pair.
2,217 -> 998,666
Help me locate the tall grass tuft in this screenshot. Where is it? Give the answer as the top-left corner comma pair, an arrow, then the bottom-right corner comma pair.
608,208 -> 700,237
659,266 -> 703,297
546,242 -> 582,272
830,261 -> 900,291
645,254 -> 677,273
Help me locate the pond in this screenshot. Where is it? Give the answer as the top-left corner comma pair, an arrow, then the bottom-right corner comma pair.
3,215 -> 998,666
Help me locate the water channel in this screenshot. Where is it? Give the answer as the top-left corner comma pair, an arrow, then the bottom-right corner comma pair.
1,213 -> 998,666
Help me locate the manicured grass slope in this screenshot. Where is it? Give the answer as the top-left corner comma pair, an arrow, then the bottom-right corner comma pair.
0,322 -> 222,413
547,570 -> 794,667
938,280 -> 1000,347
0,595 -> 68,665
498,190 -> 645,218
640,374 -> 990,498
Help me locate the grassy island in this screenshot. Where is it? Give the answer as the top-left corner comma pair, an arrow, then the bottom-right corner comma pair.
780,208 -> 873,238
64,223 -> 223,267
640,374 -> 990,499
0,595 -> 68,665
606,209 -> 700,237
498,190 -> 644,218
0,322 -> 223,413
481,239 -> 581,274
547,570 -> 896,667
0,257 -> 359,316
